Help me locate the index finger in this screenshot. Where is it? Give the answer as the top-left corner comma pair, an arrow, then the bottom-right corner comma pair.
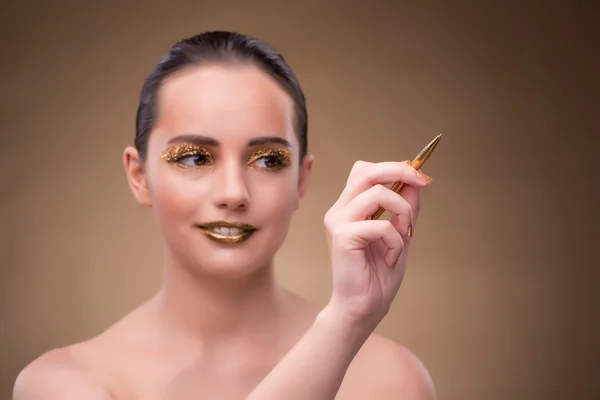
336,160 -> 431,208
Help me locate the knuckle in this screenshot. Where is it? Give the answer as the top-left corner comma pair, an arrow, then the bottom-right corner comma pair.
402,162 -> 418,182
382,218 -> 394,229
371,183 -> 388,197
376,183 -> 388,193
349,160 -> 371,179
400,166 -> 412,183
389,223 -> 404,242
382,220 -> 396,235
352,160 -> 368,171
330,225 -> 349,243
323,211 -> 335,231
395,234 -> 405,248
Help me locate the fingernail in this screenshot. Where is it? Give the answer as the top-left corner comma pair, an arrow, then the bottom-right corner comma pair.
408,224 -> 413,237
388,254 -> 398,268
404,160 -> 411,164
416,169 -> 433,183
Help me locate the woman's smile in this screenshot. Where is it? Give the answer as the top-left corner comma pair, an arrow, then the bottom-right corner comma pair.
196,221 -> 258,244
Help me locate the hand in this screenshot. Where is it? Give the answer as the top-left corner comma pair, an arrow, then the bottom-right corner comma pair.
323,160 -> 433,331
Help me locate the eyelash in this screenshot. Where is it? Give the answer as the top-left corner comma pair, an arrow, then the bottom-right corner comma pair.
160,144 -> 213,168
247,148 -> 292,171
160,144 -> 292,172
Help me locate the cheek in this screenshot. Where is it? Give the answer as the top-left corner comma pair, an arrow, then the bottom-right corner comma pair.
150,168 -> 211,222
252,172 -> 298,217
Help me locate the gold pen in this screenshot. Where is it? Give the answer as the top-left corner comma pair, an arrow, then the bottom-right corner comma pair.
370,134 -> 442,220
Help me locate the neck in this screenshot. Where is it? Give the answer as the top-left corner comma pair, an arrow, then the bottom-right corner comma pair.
154,252 -> 289,346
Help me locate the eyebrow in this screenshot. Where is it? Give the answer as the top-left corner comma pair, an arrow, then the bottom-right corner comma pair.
167,134 -> 292,148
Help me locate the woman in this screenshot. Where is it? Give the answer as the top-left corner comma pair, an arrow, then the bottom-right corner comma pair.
14,31 -> 436,399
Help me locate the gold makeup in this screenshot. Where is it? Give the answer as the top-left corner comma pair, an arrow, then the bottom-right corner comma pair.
160,144 -> 292,171
196,221 -> 257,244
248,147 -> 292,171
160,143 -> 213,167
370,134 -> 442,220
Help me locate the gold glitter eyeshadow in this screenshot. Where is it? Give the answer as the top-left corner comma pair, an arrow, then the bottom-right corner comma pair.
160,144 -> 213,167
247,148 -> 292,171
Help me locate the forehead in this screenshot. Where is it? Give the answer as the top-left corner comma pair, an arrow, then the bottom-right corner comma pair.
153,63 -> 296,147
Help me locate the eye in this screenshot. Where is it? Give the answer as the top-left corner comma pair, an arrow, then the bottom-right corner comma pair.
179,153 -> 211,167
248,148 -> 292,171
160,144 -> 214,168
253,155 -> 283,169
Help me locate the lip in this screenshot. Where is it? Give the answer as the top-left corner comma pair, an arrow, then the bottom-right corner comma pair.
197,221 -> 257,231
196,221 -> 257,244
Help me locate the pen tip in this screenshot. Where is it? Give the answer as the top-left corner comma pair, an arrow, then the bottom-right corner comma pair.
430,133 -> 442,145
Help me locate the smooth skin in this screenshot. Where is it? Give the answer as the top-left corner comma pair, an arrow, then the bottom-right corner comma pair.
13,63 -> 436,399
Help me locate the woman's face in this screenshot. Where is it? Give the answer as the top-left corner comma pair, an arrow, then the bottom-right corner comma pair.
125,63 -> 313,277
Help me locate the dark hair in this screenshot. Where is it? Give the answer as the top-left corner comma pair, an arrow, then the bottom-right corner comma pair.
134,31 -> 308,161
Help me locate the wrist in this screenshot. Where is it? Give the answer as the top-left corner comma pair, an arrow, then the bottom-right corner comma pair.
316,301 -> 375,348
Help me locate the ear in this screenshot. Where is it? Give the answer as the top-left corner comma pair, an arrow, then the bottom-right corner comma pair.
123,146 -> 152,207
294,153 -> 314,210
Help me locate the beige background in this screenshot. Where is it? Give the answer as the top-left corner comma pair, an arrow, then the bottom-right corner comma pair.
1,1 -> 597,399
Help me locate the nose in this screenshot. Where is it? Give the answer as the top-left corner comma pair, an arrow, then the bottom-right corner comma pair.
211,159 -> 250,211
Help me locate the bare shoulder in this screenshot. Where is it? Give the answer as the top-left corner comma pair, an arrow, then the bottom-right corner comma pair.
339,333 -> 437,400
13,300 -> 159,399
13,345 -> 113,399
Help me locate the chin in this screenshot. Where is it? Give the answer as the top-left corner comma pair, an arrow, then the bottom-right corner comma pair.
169,233 -> 284,280
161,222 -> 291,279
195,250 -> 272,280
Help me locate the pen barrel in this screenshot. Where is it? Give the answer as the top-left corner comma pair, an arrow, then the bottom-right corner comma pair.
371,208 -> 385,220
369,133 -> 441,220
411,159 -> 424,170
389,181 -> 406,193
370,181 -> 406,220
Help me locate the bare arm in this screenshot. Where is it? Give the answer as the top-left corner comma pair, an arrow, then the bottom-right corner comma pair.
247,304 -> 436,400
248,161 -> 436,400
247,305 -> 371,400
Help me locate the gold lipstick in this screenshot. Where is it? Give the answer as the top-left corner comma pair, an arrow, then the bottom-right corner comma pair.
196,221 -> 257,244
370,134 -> 442,220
